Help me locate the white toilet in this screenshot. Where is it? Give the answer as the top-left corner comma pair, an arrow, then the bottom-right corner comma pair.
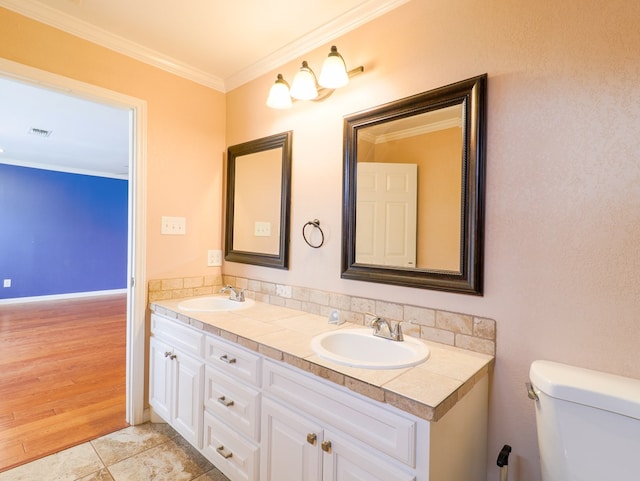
528,360 -> 640,481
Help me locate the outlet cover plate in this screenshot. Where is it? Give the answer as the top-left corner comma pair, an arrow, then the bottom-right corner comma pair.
207,250 -> 222,267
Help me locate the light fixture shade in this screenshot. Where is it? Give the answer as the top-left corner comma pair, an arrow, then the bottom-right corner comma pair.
266,74 -> 292,109
319,46 -> 349,89
289,61 -> 318,100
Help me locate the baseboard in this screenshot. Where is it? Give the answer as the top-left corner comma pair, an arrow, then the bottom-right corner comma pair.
0,288 -> 127,305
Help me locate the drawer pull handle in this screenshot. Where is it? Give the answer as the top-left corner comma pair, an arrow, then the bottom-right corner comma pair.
306,433 -> 317,445
216,445 -> 233,459
321,440 -> 332,453
217,396 -> 234,407
220,354 -> 237,364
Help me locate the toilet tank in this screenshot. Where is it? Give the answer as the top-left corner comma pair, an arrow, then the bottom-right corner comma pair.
529,360 -> 640,481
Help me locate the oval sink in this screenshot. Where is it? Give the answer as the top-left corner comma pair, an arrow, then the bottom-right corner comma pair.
310,328 -> 429,370
177,296 -> 255,312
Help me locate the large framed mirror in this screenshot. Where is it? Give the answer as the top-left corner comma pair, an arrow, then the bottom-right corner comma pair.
225,131 -> 292,269
342,75 -> 486,295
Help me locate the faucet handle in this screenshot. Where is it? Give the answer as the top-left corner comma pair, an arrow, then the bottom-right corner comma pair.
365,312 -> 380,327
392,322 -> 404,341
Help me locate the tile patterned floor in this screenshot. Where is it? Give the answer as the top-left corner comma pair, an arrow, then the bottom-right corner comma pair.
0,423 -> 231,481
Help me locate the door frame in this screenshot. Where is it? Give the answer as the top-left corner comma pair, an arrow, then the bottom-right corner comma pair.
0,57 -> 148,425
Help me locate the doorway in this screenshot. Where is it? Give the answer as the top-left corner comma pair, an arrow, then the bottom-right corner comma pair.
0,58 -> 147,450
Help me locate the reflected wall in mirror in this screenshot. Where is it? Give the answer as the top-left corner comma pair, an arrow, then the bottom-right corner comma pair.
342,75 -> 486,295
225,131 -> 292,269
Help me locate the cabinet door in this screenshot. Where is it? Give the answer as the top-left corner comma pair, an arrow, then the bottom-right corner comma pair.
172,350 -> 204,449
149,337 -> 173,422
323,430 -> 415,481
261,398 -> 322,481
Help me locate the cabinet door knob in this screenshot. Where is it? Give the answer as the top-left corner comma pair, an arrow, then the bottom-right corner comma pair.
217,396 -> 234,407
220,354 -> 237,364
306,433 -> 317,445
170,354 -> 177,360
321,440 -> 332,453
164,351 -> 172,358
216,445 -> 233,459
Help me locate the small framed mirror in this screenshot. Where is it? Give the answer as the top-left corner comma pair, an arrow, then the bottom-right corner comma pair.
342,75 -> 486,295
225,131 -> 292,269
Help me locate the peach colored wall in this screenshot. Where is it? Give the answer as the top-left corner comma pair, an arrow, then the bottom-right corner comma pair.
232,148 -> 281,254
370,128 -> 463,270
225,2 -> 640,480
0,7 -> 226,282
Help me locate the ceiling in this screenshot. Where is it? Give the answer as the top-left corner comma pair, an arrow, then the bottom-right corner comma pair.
0,0 -> 409,178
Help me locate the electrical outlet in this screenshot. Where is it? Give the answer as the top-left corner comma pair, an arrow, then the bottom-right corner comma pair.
3,279 -> 11,288
254,221 -> 271,237
161,216 -> 186,235
207,250 -> 222,267
275,284 -> 291,298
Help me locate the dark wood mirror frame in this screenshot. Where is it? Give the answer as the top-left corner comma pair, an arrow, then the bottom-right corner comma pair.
341,75 -> 487,295
225,131 -> 292,269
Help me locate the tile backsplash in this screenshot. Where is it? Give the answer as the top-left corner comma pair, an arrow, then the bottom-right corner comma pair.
148,274 -> 495,356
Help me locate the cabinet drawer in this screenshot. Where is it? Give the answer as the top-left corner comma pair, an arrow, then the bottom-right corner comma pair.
204,335 -> 261,386
263,360 -> 417,468
151,313 -> 204,358
203,411 -> 259,481
204,366 -> 261,441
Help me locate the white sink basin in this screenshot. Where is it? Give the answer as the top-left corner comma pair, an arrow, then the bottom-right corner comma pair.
177,296 -> 255,312
310,328 -> 430,370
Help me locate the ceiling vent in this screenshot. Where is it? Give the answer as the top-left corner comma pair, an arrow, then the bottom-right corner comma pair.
28,128 -> 53,138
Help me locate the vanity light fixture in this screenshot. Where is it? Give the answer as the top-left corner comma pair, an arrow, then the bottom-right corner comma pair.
266,74 -> 292,109
266,45 -> 364,109
290,61 -> 319,100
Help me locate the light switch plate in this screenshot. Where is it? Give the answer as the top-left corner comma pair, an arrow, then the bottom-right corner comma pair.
161,216 -> 186,235
3,279 -> 11,288
254,221 -> 271,237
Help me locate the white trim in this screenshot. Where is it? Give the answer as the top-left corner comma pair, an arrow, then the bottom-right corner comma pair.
0,0 -> 224,91
362,118 -> 463,144
0,57 -> 148,426
0,0 -> 409,92
224,0 -> 411,90
0,157 -> 128,180
0,288 -> 127,305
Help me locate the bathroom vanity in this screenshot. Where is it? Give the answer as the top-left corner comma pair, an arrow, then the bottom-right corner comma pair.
149,297 -> 492,481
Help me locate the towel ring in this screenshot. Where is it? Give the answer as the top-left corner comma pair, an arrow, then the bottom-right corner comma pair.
302,219 -> 324,248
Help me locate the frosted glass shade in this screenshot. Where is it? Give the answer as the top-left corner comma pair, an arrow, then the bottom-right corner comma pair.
319,46 -> 349,89
289,61 -> 318,100
266,74 -> 292,109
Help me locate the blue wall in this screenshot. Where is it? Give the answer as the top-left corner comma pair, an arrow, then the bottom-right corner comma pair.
0,163 -> 128,299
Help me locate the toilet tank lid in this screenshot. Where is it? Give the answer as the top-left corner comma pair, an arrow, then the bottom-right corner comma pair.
530,360 -> 640,420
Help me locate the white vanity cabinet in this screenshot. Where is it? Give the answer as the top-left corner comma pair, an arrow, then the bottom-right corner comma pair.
260,360 -> 417,481
201,335 -> 262,481
149,314 -> 204,448
148,310 -> 489,481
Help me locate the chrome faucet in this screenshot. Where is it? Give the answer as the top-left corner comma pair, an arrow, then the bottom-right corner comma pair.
370,316 -> 404,341
220,285 -> 245,302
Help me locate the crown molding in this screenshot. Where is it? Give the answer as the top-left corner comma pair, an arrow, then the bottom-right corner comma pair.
0,0 -> 225,90
359,117 -> 462,144
1,0 -> 409,92
223,0 -> 411,91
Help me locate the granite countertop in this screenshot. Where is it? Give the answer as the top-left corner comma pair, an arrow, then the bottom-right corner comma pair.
150,297 -> 493,422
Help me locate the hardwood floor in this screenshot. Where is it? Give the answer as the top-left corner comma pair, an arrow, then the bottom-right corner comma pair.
0,294 -> 128,472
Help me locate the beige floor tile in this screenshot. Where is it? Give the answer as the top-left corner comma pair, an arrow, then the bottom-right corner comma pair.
107,436 -> 213,481
77,468 -> 115,481
91,422 -> 177,466
0,442 -> 103,481
193,468 -> 232,481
